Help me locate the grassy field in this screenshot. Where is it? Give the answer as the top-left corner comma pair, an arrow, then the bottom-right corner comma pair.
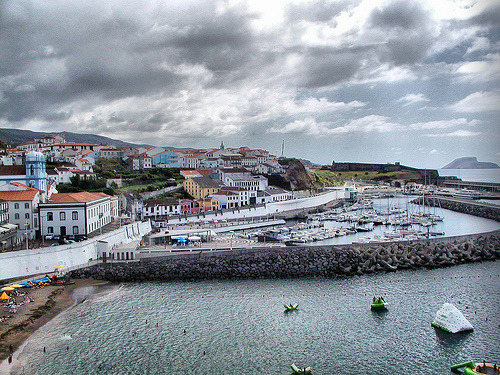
117,184 -> 150,193
313,168 -> 421,185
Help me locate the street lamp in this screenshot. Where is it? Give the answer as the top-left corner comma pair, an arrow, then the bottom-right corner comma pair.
229,230 -> 234,251
25,221 -> 29,250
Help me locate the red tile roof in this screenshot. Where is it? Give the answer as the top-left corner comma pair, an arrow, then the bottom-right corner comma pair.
48,192 -> 110,203
11,182 -> 41,191
0,190 -> 39,201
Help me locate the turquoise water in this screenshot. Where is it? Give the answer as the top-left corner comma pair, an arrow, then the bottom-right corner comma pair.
4,262 -> 500,375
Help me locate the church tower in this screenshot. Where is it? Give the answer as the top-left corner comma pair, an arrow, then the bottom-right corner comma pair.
220,141 -> 225,150
25,151 -> 47,192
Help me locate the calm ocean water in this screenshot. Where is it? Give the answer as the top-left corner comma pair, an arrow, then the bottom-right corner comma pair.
438,169 -> 500,183
4,262 -> 499,375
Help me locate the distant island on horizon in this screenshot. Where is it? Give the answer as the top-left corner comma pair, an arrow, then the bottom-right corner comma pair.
442,157 -> 500,169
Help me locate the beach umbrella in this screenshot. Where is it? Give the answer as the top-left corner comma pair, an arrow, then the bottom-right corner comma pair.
188,236 -> 201,241
11,284 -> 23,288
1,287 -> 15,291
53,265 -> 64,269
0,292 -> 9,300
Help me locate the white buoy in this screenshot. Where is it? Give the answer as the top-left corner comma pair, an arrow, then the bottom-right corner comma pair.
431,303 -> 474,333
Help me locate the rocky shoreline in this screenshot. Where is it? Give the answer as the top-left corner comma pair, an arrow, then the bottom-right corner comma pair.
70,231 -> 499,282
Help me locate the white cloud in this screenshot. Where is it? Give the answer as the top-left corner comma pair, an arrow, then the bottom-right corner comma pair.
456,54 -> 500,82
268,117 -> 330,136
466,37 -> 490,55
409,118 -> 480,130
397,93 -> 430,106
450,91 -> 500,112
268,114 -> 400,136
294,97 -> 366,115
424,130 -> 482,137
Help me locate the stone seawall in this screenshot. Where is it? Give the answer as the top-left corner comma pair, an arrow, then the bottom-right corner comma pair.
70,231 -> 499,282
413,196 -> 500,222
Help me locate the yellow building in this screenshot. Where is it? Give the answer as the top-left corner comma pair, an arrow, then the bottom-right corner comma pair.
197,197 -> 219,211
183,177 -> 222,199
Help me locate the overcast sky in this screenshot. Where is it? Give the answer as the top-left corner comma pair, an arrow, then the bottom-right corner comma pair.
1,0 -> 499,168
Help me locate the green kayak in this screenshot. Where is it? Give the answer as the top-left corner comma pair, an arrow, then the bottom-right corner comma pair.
290,363 -> 312,374
284,303 -> 299,311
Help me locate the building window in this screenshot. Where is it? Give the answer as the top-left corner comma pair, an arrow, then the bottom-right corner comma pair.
48,226 -> 54,234
25,203 -> 29,209
25,213 -> 30,219
47,212 -> 53,221
14,203 -> 19,209
15,213 -> 19,220
60,212 -> 66,221
72,226 -> 79,234
72,211 -> 78,220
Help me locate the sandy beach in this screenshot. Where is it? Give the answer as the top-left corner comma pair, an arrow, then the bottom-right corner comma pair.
0,278 -> 109,363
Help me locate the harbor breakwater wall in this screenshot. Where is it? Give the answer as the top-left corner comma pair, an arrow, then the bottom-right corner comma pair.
70,231 -> 499,282
413,196 -> 500,222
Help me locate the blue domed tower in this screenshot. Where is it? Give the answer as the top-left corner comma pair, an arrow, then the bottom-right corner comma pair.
25,151 -> 47,191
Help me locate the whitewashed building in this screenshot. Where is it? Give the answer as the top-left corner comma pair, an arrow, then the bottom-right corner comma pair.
257,186 -> 293,204
39,192 -> 113,238
218,168 -> 268,191
0,187 -> 42,241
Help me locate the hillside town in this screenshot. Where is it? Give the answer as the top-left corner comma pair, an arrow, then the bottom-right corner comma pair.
0,135 -> 296,251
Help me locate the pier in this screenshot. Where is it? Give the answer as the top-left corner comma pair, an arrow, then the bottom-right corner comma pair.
442,180 -> 500,193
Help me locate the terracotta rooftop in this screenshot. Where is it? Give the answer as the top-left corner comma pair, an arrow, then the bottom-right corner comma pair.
48,192 -> 110,203
0,190 -> 39,201
181,170 -> 201,175
11,182 -> 41,191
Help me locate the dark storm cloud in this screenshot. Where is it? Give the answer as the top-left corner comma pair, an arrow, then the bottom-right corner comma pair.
369,0 -> 429,30
166,11 -> 258,76
42,111 -> 72,122
0,0 -> 261,123
108,114 -> 126,123
147,113 -> 173,124
367,0 -> 436,65
300,49 -> 362,88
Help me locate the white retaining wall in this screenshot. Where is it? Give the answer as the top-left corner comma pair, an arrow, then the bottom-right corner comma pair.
167,191 -> 346,225
0,221 -> 152,281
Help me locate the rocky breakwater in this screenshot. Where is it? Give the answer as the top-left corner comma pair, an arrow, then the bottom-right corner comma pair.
70,247 -> 362,281
354,232 -> 499,273
70,232 -> 499,282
